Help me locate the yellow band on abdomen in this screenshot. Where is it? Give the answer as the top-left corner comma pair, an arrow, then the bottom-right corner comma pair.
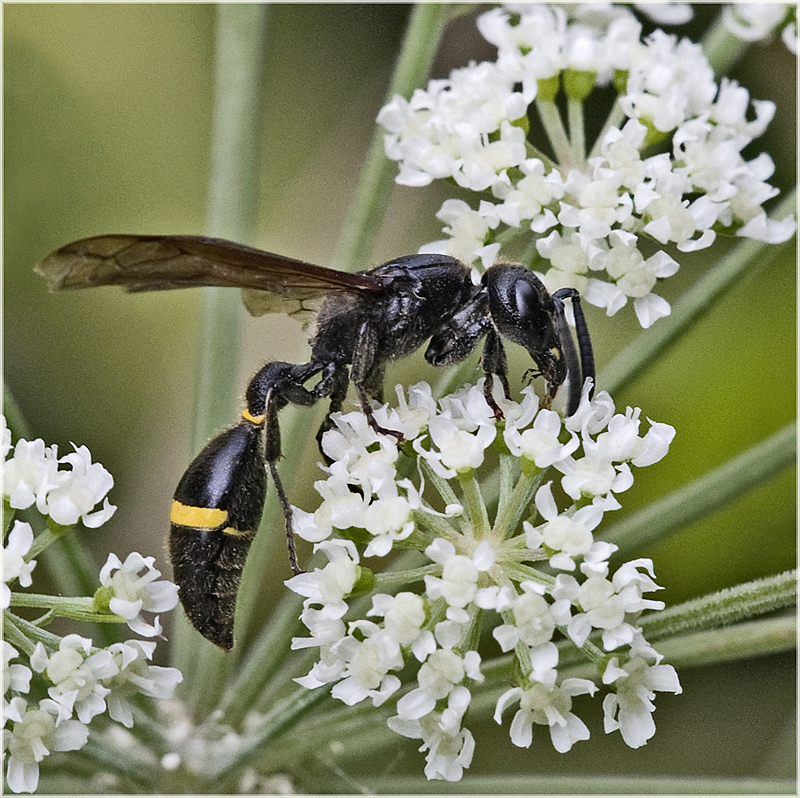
241,407 -> 266,425
170,500 -> 228,529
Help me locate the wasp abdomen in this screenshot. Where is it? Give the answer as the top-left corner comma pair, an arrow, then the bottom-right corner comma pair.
168,421 -> 267,649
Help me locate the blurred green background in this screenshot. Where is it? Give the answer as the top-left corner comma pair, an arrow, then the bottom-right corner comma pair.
4,3 -> 795,787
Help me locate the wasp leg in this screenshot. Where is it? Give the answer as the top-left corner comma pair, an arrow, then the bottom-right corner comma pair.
246,361 -> 332,576
351,320 -> 404,441
479,328 -> 510,419
553,287 -> 595,404
549,294 -> 583,416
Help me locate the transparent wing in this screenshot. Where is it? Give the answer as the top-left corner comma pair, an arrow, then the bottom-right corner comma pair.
34,234 -> 383,317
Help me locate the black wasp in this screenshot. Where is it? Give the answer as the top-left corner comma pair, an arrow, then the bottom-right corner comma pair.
35,234 -> 594,649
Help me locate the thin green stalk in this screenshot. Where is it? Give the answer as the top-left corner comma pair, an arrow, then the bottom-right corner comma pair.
8,592 -> 125,624
419,457 -> 467,534
601,189 -> 796,396
701,7 -> 754,75
602,423 -> 796,555
566,96 -> 585,164
72,736 -> 156,791
458,472 -> 490,538
208,684 -> 331,784
535,98 -> 575,169
373,562 -> 439,589
656,614 -> 795,669
492,463 -> 546,539
333,3 -> 449,271
3,382 -> 34,442
173,3 -> 269,712
587,100 -> 626,160
641,570 -> 796,642
215,587 -> 304,727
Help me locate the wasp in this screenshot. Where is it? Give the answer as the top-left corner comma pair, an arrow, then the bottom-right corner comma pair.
36,234 -> 594,649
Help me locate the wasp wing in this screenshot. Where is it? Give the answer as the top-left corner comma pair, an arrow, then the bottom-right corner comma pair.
34,234 -> 384,318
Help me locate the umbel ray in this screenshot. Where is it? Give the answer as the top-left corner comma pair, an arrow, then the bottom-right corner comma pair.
35,234 -> 595,649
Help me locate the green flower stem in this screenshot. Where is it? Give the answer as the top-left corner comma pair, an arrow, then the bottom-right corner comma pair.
368,774 -> 798,795
7,593 -> 127,627
536,98 -> 575,169
640,570 -> 797,642
419,457 -> 466,532
412,507 -> 461,542
255,700 -> 393,776
332,3 -> 449,271
4,609 -> 68,652
173,3 -> 269,713
71,736 -> 155,792
587,100 -> 627,160
492,464 -> 546,539
495,453 -> 517,526
601,189 -> 796,396
566,96 -> 586,164
458,471 -> 490,538
373,563 -> 440,589
657,614 -> 795,669
602,422 -> 796,555
26,523 -> 74,560
701,7 -> 755,75
208,684 -> 331,784
3,381 -> 34,442
215,589 -> 304,725
504,561 -> 555,589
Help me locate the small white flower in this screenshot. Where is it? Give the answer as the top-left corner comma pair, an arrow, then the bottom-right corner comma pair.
2,521 -> 37,608
43,444 -> 117,528
3,642 -> 32,698
4,696 -> 89,793
494,674 -> 597,753
722,3 -> 791,43
98,552 -> 179,637
30,635 -> 117,724
285,539 -> 361,619
329,624 -> 403,707
103,640 -> 183,728
504,407 -> 579,467
493,586 -> 556,652
527,482 -> 604,570
602,638 -> 682,748
368,592 -> 431,657
2,438 -> 61,513
388,703 -> 476,782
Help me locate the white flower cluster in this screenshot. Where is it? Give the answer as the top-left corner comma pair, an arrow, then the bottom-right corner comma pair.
286,380 -> 681,780
3,420 -> 116,528
2,420 -> 182,793
378,3 -> 795,328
